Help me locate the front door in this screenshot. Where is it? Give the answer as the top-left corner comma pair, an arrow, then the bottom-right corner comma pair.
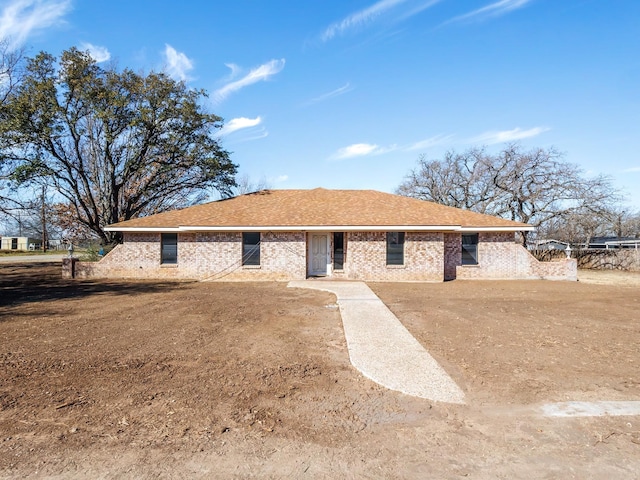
308,234 -> 329,276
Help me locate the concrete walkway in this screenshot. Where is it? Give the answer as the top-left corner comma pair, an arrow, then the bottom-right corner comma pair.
288,280 -> 465,404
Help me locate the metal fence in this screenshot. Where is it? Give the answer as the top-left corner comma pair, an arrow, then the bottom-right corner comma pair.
530,249 -> 640,271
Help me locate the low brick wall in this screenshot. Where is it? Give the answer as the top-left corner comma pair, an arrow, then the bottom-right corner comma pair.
61,258 -> 75,279
456,233 -> 577,281
530,249 -> 640,272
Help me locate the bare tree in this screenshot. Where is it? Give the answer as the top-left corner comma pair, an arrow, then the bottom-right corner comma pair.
397,144 -> 623,246
0,39 -> 24,105
0,39 -> 25,218
0,183 -> 64,244
230,173 -> 271,196
396,148 -> 497,213
610,209 -> 640,238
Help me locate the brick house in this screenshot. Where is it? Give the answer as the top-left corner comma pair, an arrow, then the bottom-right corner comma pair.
66,189 -> 576,281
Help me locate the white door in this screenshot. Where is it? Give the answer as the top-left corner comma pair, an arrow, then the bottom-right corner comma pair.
309,234 -> 329,276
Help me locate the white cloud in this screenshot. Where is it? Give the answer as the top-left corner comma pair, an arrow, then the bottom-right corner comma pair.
223,62 -> 241,80
623,166 -> 640,173
407,134 -> 454,151
217,116 -> 262,136
272,175 -> 289,183
216,116 -> 268,144
164,44 -> 194,81
397,0 -> 443,21
239,130 -> 269,142
330,142 -> 398,160
337,143 -> 379,158
470,126 -> 550,145
0,0 -> 71,49
80,42 -> 110,63
319,0 -> 442,42
446,0 -> 532,25
214,59 -> 286,102
304,82 -> 353,106
321,0 -> 408,42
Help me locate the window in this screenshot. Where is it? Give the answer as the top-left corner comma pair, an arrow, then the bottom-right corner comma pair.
242,232 -> 260,266
462,233 -> 479,265
333,232 -> 344,270
161,233 -> 178,264
386,232 -> 405,265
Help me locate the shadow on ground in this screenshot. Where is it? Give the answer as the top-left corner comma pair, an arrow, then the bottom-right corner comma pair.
0,263 -> 190,310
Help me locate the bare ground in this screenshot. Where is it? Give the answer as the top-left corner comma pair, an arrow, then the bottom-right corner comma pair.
1,264 -> 639,479
578,269 -> 640,286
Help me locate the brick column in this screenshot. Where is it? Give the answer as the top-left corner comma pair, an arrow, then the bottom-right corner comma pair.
61,258 -> 77,279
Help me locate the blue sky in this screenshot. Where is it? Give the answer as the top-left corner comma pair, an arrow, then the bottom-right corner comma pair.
2,0 -> 639,208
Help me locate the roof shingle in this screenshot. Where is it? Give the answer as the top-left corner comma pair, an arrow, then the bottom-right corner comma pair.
106,188 -> 532,231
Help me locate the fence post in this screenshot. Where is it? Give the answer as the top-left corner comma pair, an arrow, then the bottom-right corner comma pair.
62,258 -> 77,279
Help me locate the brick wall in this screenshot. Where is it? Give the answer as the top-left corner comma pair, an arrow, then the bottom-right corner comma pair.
345,232 -> 444,281
71,232 -> 307,281
182,232 -> 304,281
65,229 -> 576,282
444,233 -> 461,281
70,230 -> 446,281
455,232 -> 577,281
72,233 -> 165,279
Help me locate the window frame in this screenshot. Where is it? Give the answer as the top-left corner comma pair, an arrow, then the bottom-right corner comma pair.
160,233 -> 178,265
461,233 -> 479,265
333,232 -> 345,271
386,231 -> 405,266
242,232 -> 261,266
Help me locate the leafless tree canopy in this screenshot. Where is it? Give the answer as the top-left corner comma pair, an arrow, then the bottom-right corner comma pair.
539,208 -> 640,246
0,40 -> 26,217
230,174 -> 272,197
0,39 -> 24,105
397,144 -> 625,245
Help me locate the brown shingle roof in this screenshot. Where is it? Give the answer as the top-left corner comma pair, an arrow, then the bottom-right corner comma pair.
106,188 -> 532,231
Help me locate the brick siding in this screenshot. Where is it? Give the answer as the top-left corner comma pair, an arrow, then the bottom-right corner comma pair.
344,232 -> 444,281
70,232 -> 306,281
455,232 -> 577,281
444,233 -> 462,281
66,230 -> 576,282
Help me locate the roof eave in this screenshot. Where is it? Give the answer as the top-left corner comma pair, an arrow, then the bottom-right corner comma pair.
105,224 -> 534,233
460,226 -> 535,232
104,226 -> 181,232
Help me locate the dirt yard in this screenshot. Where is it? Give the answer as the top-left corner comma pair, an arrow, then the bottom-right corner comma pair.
1,264 -> 639,478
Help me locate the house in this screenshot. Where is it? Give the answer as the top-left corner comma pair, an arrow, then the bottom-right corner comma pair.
581,236 -> 640,250
530,239 -> 570,251
65,189 -> 576,281
1,236 -> 41,251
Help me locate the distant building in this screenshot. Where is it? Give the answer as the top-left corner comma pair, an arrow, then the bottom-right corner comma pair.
530,239 -> 570,251
1,236 -> 41,251
583,237 -> 640,249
